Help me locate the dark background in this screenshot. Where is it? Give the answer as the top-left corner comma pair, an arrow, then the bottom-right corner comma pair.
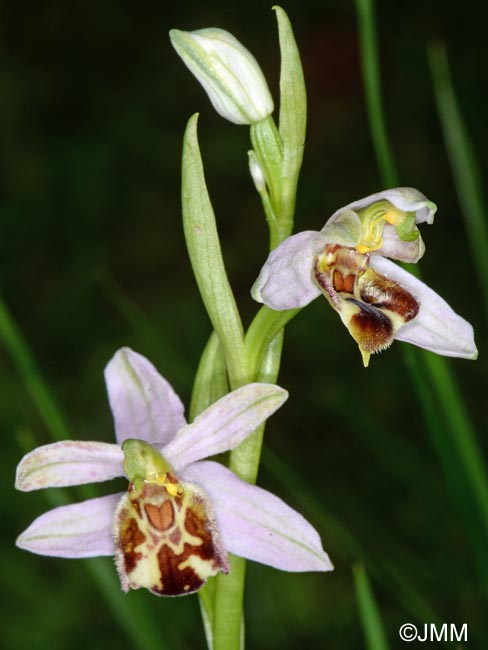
1,1 -> 486,648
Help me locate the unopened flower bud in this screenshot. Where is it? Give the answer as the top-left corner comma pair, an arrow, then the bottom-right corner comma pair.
170,28 -> 274,125
248,150 -> 267,193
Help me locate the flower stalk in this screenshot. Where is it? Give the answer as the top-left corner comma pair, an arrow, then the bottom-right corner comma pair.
181,9 -> 308,648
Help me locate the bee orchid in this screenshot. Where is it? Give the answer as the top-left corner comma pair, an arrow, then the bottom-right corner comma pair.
15,348 -> 332,596
252,188 -> 477,366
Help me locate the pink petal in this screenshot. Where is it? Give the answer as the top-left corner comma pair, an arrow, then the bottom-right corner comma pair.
252,212 -> 362,311
15,441 -> 124,491
181,461 -> 333,572
251,231 -> 325,310
327,187 -> 436,225
16,493 -> 122,558
104,347 -> 187,446
370,257 -> 478,359
373,223 -> 425,263
163,384 -> 288,470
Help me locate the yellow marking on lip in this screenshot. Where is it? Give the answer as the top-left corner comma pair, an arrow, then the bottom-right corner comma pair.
165,482 -> 182,497
145,472 -> 184,497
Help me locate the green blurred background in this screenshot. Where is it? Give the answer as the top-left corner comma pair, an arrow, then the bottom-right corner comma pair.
1,1 -> 486,648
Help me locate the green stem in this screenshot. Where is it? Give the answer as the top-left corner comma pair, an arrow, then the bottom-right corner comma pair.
212,328 -> 285,650
211,555 -> 246,650
230,331 -> 284,485
244,305 -> 300,377
268,211 -> 289,251
200,11 -> 307,646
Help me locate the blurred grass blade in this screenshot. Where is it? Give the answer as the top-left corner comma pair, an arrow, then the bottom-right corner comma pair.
44,486 -> 165,650
0,295 -> 70,441
419,351 -> 488,591
262,448 -> 440,625
353,564 -> 390,650
2,295 -> 165,649
355,0 -> 488,594
96,269 -> 193,389
355,0 -> 398,187
422,352 -> 488,530
404,348 -> 488,586
86,558 -> 165,650
429,41 -> 488,321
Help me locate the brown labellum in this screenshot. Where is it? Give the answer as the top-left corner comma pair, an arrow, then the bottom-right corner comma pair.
358,268 -> 419,322
346,299 -> 394,353
313,244 -> 369,307
313,244 -> 420,365
113,479 -> 229,597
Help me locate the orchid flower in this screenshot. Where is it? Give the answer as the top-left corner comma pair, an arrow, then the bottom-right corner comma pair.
252,188 -> 478,366
15,347 -> 332,596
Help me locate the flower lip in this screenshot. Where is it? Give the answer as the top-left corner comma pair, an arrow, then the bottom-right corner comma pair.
312,244 -> 421,367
